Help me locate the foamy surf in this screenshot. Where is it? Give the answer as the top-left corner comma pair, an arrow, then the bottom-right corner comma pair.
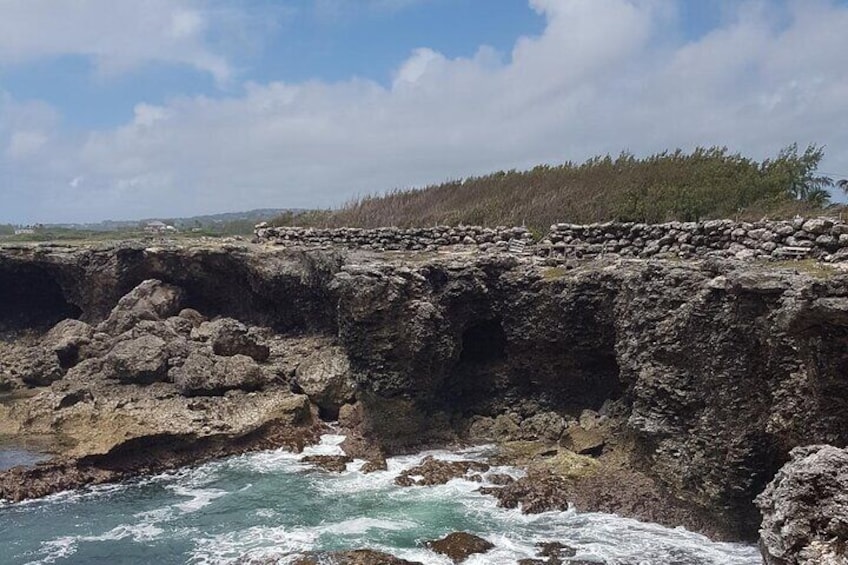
1,434 -> 761,565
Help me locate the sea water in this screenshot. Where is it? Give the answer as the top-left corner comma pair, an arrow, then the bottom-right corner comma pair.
0,435 -> 760,565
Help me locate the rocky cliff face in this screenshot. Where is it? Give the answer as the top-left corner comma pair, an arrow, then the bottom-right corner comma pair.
1,240 -> 847,545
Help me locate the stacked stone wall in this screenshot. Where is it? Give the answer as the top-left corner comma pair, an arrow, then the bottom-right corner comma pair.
255,225 -> 532,252
256,218 -> 848,261
542,218 -> 848,261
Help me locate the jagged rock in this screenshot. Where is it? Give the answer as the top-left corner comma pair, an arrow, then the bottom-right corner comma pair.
479,469 -> 570,513
560,423 -> 606,456
301,454 -> 352,472
517,541 -> 578,564
518,412 -> 567,442
99,279 -> 184,334
10,347 -> 64,386
170,352 -> 267,396
44,319 -> 94,368
425,532 -> 494,563
191,318 -> 270,362
394,456 -> 490,487
294,347 -> 355,417
757,445 -> 848,565
104,334 -> 169,384
178,308 -> 205,327
291,550 -> 423,565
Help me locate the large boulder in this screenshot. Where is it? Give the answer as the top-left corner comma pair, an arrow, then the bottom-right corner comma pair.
44,319 -> 94,368
104,334 -> 169,384
99,280 -> 184,334
757,445 -> 848,565
294,347 -> 356,417
425,532 -> 494,563
170,351 -> 267,396
190,318 -> 270,362
7,347 -> 64,387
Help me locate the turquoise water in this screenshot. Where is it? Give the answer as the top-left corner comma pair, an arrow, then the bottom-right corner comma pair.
0,436 -> 761,564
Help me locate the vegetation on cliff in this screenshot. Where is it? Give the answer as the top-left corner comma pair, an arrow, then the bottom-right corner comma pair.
273,144 -> 841,233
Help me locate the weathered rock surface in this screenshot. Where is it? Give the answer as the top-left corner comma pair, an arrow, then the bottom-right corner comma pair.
99,279 -> 184,334
3,240 -> 848,544
301,454 -> 353,473
757,445 -> 848,565
191,318 -> 270,362
291,550 -> 423,565
170,351 -> 268,396
425,532 -> 494,563
479,469 -> 571,513
294,346 -> 355,417
394,456 -> 489,487
105,334 -> 170,384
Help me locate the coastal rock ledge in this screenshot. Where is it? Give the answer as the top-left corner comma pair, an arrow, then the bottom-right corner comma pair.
1,239 -> 848,554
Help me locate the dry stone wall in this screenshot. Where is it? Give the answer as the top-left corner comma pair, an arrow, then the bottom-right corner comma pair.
542,218 -> 848,261
256,217 -> 848,261
254,224 -> 533,252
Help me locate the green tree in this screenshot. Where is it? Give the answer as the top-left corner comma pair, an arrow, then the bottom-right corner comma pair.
770,143 -> 832,203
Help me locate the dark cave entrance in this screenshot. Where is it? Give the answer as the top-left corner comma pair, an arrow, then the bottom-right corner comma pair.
0,264 -> 81,331
458,318 -> 507,365
446,313 -> 623,417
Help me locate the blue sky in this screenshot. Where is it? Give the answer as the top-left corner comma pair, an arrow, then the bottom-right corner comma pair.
1,0 -> 847,223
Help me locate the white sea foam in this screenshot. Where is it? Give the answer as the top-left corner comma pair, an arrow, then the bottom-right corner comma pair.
5,434 -> 762,565
169,485 -> 228,513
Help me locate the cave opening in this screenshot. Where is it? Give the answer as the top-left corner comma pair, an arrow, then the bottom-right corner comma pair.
0,264 -> 81,332
458,318 -> 507,365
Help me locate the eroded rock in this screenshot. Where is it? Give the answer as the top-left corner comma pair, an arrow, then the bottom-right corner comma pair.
757,445 -> 848,565
99,279 -> 184,334
292,550 -> 423,565
191,318 -> 270,362
394,456 -> 489,487
104,334 -> 169,384
425,532 -> 494,563
170,351 -> 267,396
479,469 -> 570,513
294,347 -> 355,417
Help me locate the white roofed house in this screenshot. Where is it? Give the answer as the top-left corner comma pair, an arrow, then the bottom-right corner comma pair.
144,221 -> 177,234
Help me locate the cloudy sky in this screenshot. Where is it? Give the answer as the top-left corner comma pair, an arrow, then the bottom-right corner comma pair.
1,0 -> 847,224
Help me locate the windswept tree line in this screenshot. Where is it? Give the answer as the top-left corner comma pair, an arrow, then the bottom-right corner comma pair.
274,145 -> 848,234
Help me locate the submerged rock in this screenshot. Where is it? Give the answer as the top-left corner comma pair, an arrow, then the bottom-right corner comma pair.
425,532 -> 494,563
291,550 -> 423,565
757,445 -> 848,565
301,454 -> 353,473
479,469 -> 570,513
394,456 -> 489,487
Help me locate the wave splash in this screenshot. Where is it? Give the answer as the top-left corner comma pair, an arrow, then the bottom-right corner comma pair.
1,435 -> 760,565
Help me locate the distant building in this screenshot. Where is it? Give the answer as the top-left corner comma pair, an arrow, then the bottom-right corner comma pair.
144,221 -> 177,234
14,227 -> 35,235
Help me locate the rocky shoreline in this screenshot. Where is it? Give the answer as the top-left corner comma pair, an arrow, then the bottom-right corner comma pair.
1,239 -> 847,564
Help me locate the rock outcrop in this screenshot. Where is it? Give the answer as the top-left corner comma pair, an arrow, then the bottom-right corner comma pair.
757,445 -> 848,565
2,239 -> 848,546
425,532 -> 494,563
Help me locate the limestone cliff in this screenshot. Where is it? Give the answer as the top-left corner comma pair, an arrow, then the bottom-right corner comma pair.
1,240 -> 847,546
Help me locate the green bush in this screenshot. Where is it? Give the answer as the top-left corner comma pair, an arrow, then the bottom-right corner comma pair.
272,145 -> 833,233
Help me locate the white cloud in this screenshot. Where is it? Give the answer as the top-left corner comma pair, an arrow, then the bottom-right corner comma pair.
6,130 -> 48,159
3,0 -> 848,223
0,0 -> 232,82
